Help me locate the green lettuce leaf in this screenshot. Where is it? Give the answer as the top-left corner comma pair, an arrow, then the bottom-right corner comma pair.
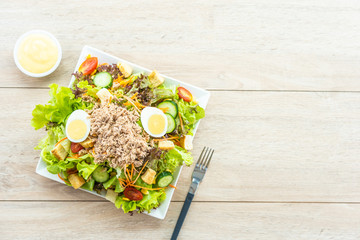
103,176 -> 117,190
115,197 -> 138,213
36,125 -> 66,171
159,146 -> 193,172
31,83 -> 90,130
46,160 -> 76,174
151,88 -> 175,104
81,178 -> 95,191
177,99 -> 205,134
77,159 -> 99,180
137,190 -> 166,213
35,125 -> 65,151
134,177 -> 152,189
114,190 -> 166,213
77,80 -> 101,98
115,178 -> 125,193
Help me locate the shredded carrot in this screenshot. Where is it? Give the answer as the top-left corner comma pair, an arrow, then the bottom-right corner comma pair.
134,101 -> 146,109
118,178 -> 126,188
55,137 -> 68,146
113,74 -> 123,83
90,69 -> 97,75
131,164 -> 134,180
118,161 -> 159,189
178,112 -> 185,133
131,184 -> 164,191
123,166 -> 129,182
169,184 -> 177,189
131,92 -> 138,99
134,99 -> 146,108
173,140 -> 182,147
70,154 -> 80,159
126,168 -> 132,181
58,173 -> 70,185
132,160 -> 149,184
119,78 -> 132,87
153,136 -> 180,142
122,95 -> 141,113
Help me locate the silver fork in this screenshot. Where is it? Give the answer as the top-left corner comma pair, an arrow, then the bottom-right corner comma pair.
171,147 -> 215,240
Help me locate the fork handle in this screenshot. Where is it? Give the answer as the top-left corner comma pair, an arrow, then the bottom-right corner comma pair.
171,192 -> 194,240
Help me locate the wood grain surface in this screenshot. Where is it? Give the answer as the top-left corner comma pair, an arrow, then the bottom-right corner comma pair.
1,202 -> 360,240
1,0 -> 360,239
1,0 -> 360,90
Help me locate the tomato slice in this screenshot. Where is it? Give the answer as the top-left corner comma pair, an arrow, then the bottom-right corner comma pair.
177,87 -> 193,102
124,187 -> 143,201
79,57 -> 98,75
71,142 -> 84,153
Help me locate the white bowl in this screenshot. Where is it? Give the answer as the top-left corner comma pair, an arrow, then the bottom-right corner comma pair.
13,30 -> 62,78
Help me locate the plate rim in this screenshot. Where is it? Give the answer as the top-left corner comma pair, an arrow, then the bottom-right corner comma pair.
36,45 -> 210,219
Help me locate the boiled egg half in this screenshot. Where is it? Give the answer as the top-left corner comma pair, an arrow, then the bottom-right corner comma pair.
65,110 -> 91,143
141,107 -> 168,138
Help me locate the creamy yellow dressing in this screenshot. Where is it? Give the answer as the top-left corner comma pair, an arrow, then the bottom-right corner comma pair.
67,120 -> 87,140
148,114 -> 166,135
17,34 -> 58,73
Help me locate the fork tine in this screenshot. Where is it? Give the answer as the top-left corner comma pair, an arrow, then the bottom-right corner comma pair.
204,149 -> 214,169
198,147 -> 209,167
199,147 -> 211,169
196,147 -> 207,167
200,148 -> 212,170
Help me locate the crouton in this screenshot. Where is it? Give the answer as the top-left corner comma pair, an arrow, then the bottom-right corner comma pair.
105,189 -> 118,203
68,174 -> 85,189
117,62 -> 133,78
180,135 -> 193,150
158,140 -> 175,150
50,144 -> 68,161
80,138 -> 95,148
141,168 -> 157,185
148,70 -> 164,88
96,88 -> 113,105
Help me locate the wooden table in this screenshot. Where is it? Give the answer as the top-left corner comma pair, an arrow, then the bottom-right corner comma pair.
1,0 -> 360,239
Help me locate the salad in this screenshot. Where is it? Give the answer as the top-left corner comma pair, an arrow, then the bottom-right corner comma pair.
32,56 -> 205,214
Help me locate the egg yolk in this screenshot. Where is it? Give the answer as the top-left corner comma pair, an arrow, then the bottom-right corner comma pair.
67,120 -> 87,140
17,34 -> 58,73
148,114 -> 166,135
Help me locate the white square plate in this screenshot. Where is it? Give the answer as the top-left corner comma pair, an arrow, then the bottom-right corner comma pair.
36,46 -> 210,219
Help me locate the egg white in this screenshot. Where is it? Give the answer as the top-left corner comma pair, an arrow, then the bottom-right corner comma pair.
65,110 -> 91,143
141,107 -> 168,138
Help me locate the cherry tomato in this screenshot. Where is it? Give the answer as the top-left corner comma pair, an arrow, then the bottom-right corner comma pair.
124,187 -> 143,201
71,142 -> 84,153
177,87 -> 193,102
79,57 -> 98,75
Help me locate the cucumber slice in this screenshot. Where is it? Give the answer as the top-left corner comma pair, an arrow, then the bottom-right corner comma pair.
157,100 -> 178,118
165,113 -> 176,133
92,167 -> 110,183
157,171 -> 174,188
93,72 -> 113,88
